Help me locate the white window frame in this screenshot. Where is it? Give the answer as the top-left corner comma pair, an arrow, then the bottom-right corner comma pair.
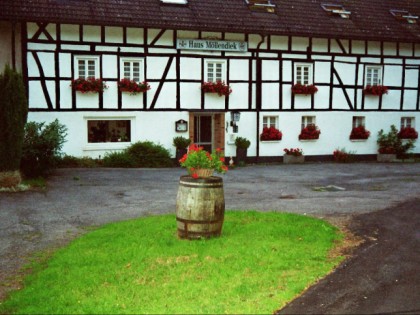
401,117 -> 415,129
121,58 -> 144,83
301,116 -> 316,129
295,63 -> 313,85
75,56 -> 99,79
352,116 -> 366,128
365,66 -> 383,86
262,116 -> 278,129
83,116 -> 135,152
205,60 -> 226,83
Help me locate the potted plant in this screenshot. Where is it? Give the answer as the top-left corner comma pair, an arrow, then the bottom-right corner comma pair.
299,124 -> 321,140
179,144 -> 228,178
234,136 -> 251,164
363,85 -> 388,96
291,83 -> 318,95
283,148 -> 304,164
201,81 -> 232,97
398,127 -> 418,140
173,136 -> 191,164
71,78 -> 108,93
118,79 -> 150,95
350,126 -> 371,140
176,144 -> 227,239
377,125 -> 415,162
260,127 -> 282,141
333,148 -> 356,163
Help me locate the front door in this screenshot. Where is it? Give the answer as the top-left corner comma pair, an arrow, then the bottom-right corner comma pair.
194,115 -> 213,152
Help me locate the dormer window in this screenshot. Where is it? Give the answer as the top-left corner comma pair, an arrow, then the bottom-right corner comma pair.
160,0 -> 188,5
245,0 -> 275,13
390,9 -> 418,24
321,4 -> 351,19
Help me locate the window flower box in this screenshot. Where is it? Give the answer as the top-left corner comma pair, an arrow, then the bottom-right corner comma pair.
291,83 -> 318,95
71,78 -> 107,93
349,126 -> 370,140
398,127 -> 418,140
260,127 -> 282,141
201,81 -> 232,97
363,85 -> 388,96
118,79 -> 151,95
299,124 -> 320,140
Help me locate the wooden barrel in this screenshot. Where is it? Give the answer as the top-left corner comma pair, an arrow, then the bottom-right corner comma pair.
176,175 -> 225,239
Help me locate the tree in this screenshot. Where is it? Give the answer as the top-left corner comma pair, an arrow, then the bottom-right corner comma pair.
0,65 -> 28,187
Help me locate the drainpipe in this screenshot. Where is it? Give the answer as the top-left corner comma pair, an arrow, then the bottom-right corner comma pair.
255,34 -> 266,163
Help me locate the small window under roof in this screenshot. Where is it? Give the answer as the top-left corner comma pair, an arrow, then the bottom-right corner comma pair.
160,0 -> 188,5
321,3 -> 351,19
245,0 -> 276,13
390,9 -> 418,24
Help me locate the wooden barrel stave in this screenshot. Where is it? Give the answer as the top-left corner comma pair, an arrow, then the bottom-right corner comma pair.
176,176 -> 225,239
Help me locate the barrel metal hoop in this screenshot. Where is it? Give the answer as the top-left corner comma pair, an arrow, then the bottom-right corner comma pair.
176,216 -> 222,225
179,182 -> 224,189
177,229 -> 221,237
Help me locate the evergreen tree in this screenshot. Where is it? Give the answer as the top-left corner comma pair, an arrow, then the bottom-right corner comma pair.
0,65 -> 28,187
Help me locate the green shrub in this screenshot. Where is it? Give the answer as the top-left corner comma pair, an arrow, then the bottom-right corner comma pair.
57,155 -> 102,168
103,141 -> 173,168
377,125 -> 415,157
172,136 -> 191,149
0,65 -> 28,172
102,151 -> 136,168
126,141 -> 173,167
21,120 -> 68,177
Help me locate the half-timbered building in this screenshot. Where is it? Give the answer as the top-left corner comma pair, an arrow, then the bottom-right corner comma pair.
0,0 -> 419,160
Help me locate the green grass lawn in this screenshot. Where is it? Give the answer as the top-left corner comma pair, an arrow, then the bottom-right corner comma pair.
0,211 -> 344,314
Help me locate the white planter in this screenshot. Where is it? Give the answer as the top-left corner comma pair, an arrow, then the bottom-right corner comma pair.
283,154 -> 305,164
377,154 -> 397,162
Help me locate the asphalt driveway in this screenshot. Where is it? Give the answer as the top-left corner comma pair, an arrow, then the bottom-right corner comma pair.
1,162 -> 419,313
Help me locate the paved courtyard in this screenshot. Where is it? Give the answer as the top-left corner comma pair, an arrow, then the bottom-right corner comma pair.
1,162 -> 419,311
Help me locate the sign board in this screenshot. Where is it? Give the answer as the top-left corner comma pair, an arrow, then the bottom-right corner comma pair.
177,39 -> 248,52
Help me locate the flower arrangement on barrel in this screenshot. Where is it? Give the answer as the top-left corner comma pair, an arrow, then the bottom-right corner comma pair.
118,79 -> 151,95
260,127 -> 282,141
283,148 -> 303,156
350,126 -> 371,140
179,144 -> 228,179
299,124 -> 321,140
71,78 -> 108,93
291,83 -> 318,95
201,81 -> 232,97
398,127 -> 418,139
363,85 -> 388,96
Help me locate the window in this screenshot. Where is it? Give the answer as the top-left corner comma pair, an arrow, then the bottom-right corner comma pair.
301,116 -> 316,129
87,120 -> 131,143
263,116 -> 278,129
205,60 -> 225,82
121,58 -> 143,82
321,4 -> 351,19
295,64 -> 313,85
76,56 -> 98,79
160,0 -> 188,4
365,66 -> 382,86
390,9 -> 418,24
353,116 -> 366,128
401,117 -> 415,129
245,0 -> 275,13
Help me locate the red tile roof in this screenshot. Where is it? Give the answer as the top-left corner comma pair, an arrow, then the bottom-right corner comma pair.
1,0 -> 419,42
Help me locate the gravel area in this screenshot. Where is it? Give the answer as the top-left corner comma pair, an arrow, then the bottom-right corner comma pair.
1,162 -> 419,311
